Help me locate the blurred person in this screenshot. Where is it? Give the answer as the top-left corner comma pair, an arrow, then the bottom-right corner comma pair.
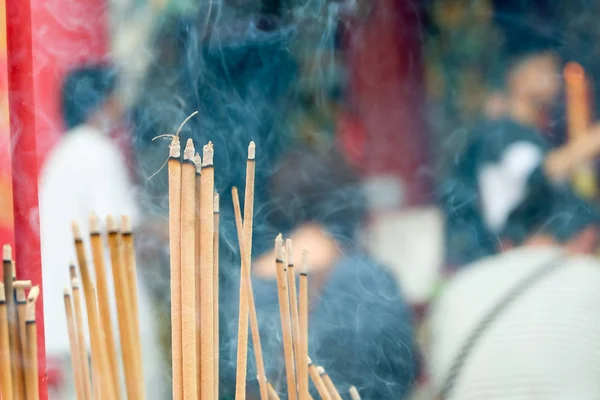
427,186 -> 600,399
441,36 -> 600,266
39,65 -> 166,399
222,146 -> 419,399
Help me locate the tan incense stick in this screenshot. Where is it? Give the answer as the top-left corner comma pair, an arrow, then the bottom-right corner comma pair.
307,358 -> 331,400
194,152 -> 202,400
24,301 -> 38,400
14,280 -> 31,399
317,366 -> 342,400
213,191 -> 220,398
298,252 -> 309,400
89,213 -> 121,399
275,235 -> 297,400
64,289 -> 85,400
349,386 -> 361,400
200,142 -> 215,400
286,239 -> 302,384
71,277 -> 92,400
267,381 -> 282,400
0,282 -> 13,400
168,136 -> 183,400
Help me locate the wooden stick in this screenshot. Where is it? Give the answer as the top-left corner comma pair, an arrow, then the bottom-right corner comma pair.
200,142 -> 215,400
317,367 -> 342,400
213,191 -> 220,398
194,152 -> 202,400
307,358 -> 331,400
349,386 -> 361,400
2,245 -> 11,305
232,186 -> 268,400
89,213 -> 121,399
275,235 -> 297,400
72,221 -> 116,400
181,139 -> 198,399
4,247 -> 22,400
0,282 -> 13,400
64,289 -> 85,400
565,62 -> 590,141
106,215 -> 137,399
168,136 -> 183,400
298,252 -> 309,400
267,381 -> 281,400
71,277 -> 92,400
121,215 -> 145,399
14,280 -> 31,399
286,240 -> 302,384
24,301 -> 38,400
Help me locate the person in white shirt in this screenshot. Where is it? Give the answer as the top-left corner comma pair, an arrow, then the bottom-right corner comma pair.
39,65 -> 166,399
427,188 -> 600,400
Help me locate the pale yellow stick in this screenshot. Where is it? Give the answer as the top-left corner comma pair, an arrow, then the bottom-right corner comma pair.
180,139 -> 198,399
89,213 -> 121,400
286,240 -> 302,383
0,282 -> 13,400
200,143 -> 215,400
232,186 -> 268,400
106,215 -> 137,399
298,252 -> 309,400
267,381 -> 281,400
24,301 -> 38,400
317,367 -> 342,400
213,192 -> 220,399
194,152 -> 202,400
168,136 -> 183,400
275,235 -> 297,400
307,358 -> 331,400
71,277 -> 92,400
72,222 -> 116,400
2,245 -> 11,305
64,289 -> 85,400
15,280 -> 31,399
121,216 -> 145,399
3,247 -> 20,400
349,386 -> 361,400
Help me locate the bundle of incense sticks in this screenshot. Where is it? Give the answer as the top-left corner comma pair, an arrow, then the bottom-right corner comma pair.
65,214 -> 145,400
0,244 -> 41,400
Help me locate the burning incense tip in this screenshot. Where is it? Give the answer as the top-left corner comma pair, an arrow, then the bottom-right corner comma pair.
194,153 -> 202,173
71,221 -> 82,240
13,280 -> 32,290
307,356 -> 312,365
121,215 -> 132,233
69,263 -> 77,279
349,386 -> 361,400
316,366 -> 325,375
89,213 -> 101,233
2,244 -> 11,261
27,286 -> 40,302
202,143 -> 214,166
71,278 -> 80,289
169,136 -> 181,158
301,250 -> 309,275
286,239 -> 293,265
25,302 -> 36,322
0,283 -> 5,302
63,288 -> 70,296
184,138 -> 195,160
214,191 -> 220,213
106,214 -> 119,233
275,234 -> 284,259
248,141 -> 256,160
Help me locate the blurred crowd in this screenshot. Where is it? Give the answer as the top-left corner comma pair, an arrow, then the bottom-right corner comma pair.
31,0 -> 600,399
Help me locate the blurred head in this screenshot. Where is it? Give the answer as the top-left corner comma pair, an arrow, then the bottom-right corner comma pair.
264,145 -> 367,247
61,65 -> 119,131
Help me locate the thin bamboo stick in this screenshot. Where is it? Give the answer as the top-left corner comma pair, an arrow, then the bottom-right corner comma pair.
2,245 -> 11,305
24,301 -> 38,400
70,277 -> 92,400
298,252 -> 309,400
5,250 -> 23,400
89,213 -> 121,399
317,366 -> 342,400
307,358 -> 331,400
349,386 -> 361,400
14,280 -> 31,399
194,152 -> 202,400
0,282 -> 13,400
63,289 -> 85,400
200,142 -> 215,400
275,235 -> 297,400
232,187 -> 268,400
213,191 -> 220,399
267,381 -> 281,400
286,239 -> 301,384
168,136 -> 183,400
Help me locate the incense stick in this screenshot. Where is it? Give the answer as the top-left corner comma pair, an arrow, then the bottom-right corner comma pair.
14,280 -> 31,399
317,366 -> 342,400
121,215 -> 145,399
349,386 -> 361,400
5,250 -> 23,400
72,221 -> 116,400
106,215 -> 137,399
24,300 -> 38,400
267,381 -> 282,400
298,252 -> 309,400
200,142 -> 215,400
71,277 -> 92,400
275,235 -> 297,400
232,186 -> 268,400
168,136 -> 183,400
307,358 -> 331,400
2,245 -> 11,305
194,152 -> 202,400
0,282 -> 13,400
64,289 -> 85,400
181,139 -> 198,398
213,191 -> 220,398
89,213 -> 121,399
286,239 -> 301,384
